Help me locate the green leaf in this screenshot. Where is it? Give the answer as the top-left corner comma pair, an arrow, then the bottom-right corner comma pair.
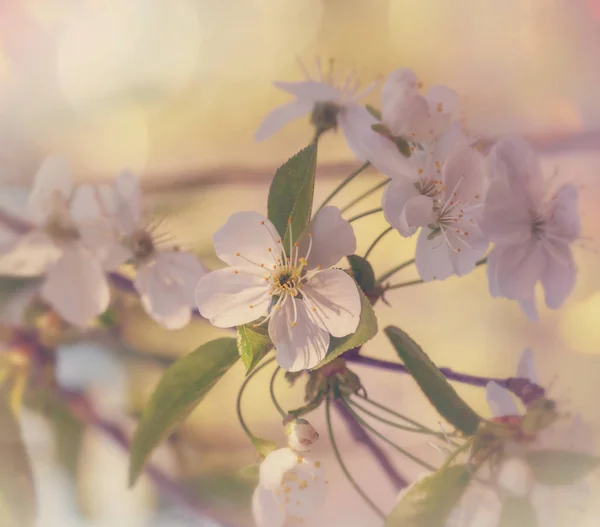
385,326 -> 481,435
251,436 -> 277,458
347,255 -> 376,293
386,464 -> 471,527
526,449 -> 600,485
498,497 -> 538,527
315,285 -> 378,369
267,142 -> 318,246
129,338 -> 239,486
237,324 -> 272,375
0,396 -> 36,527
365,104 -> 382,120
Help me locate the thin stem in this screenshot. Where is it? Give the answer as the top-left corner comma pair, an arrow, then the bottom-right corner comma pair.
236,358 -> 276,439
340,179 -> 389,214
351,393 -> 431,430
385,278 -> 424,290
325,396 -> 386,520
316,161 -> 370,214
347,207 -> 383,224
364,226 -> 393,259
340,398 -> 437,472
376,258 -> 415,284
440,438 -> 473,470
269,366 -> 286,418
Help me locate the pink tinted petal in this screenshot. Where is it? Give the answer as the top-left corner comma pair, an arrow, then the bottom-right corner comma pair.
273,80 -> 341,102
252,486 -> 285,527
298,206 -> 356,270
259,448 -> 298,489
541,243 -> 576,310
27,156 -> 72,224
0,230 -> 60,276
303,269 -> 361,338
425,85 -> 460,136
442,145 -> 486,204
255,101 -> 313,142
393,95 -> 431,140
486,381 -> 519,418
114,171 -> 142,233
269,298 -> 329,372
382,179 -> 421,236
41,242 -> 110,327
516,348 -> 538,384
155,251 -> 208,306
548,183 -> 580,242
381,68 -> 421,133
362,132 -> 414,180
195,267 -> 271,328
447,225 -> 489,276
339,103 -> 383,162
415,228 -> 454,281
430,122 -> 471,166
489,242 -> 544,300
212,212 -> 283,268
518,296 -> 539,322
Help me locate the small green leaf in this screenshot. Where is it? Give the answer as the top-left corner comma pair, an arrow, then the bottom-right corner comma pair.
267,142 -> 318,246
251,436 -> 278,458
498,497 -> 538,527
372,123 -> 392,137
315,286 -> 378,369
347,255 -> 376,293
365,104 -> 382,120
0,396 -> 36,527
238,463 -> 260,481
129,338 -> 239,486
237,325 -> 272,375
386,464 -> 471,527
385,326 -> 481,435
526,449 -> 600,485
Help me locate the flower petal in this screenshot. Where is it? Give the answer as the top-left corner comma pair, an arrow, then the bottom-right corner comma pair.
516,348 -> 538,384
548,183 -> 580,242
134,251 -> 208,330
41,242 -> 110,326
486,381 -> 519,418
442,145 -> 486,204
519,296 -> 539,322
425,84 -> 460,136
541,242 -> 576,310
252,486 -> 285,527
27,156 -> 72,224
195,267 -> 271,328
339,103 -> 386,163
255,101 -> 313,142
383,180 -> 433,236
273,80 -> 341,102
0,230 -> 60,276
259,448 -> 299,489
303,269 -> 361,338
212,211 -> 284,269
447,223 -> 489,276
284,464 -> 327,520
269,298 -> 329,372
113,170 -> 142,234
298,206 -> 356,270
415,228 -> 454,281
381,69 -> 419,124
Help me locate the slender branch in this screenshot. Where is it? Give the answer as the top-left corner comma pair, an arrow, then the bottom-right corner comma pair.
268,366 -> 286,418
340,398 -> 437,472
316,162 -> 370,214
376,259 -> 415,284
347,207 -> 383,224
236,358 -> 276,439
334,398 -> 408,491
364,227 -> 393,260
340,179 -> 389,214
385,278 -> 424,290
325,396 -> 386,520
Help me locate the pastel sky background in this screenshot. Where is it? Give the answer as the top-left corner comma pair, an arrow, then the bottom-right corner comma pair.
0,1 -> 599,526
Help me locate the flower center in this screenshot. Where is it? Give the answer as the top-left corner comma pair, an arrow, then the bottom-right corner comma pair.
415,177 -> 443,199
129,229 -> 155,261
310,101 -> 341,134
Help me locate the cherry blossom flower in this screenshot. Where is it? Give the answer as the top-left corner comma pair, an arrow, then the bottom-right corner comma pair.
481,136 -> 580,320
284,418 -> 319,452
446,350 -> 596,527
74,171 -> 207,330
252,448 -> 326,527
0,157 -> 110,327
381,127 -> 488,281
255,59 -> 385,162
195,206 -> 360,371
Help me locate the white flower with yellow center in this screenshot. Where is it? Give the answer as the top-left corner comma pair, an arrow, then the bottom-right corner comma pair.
253,448 -> 327,527
195,206 -> 360,371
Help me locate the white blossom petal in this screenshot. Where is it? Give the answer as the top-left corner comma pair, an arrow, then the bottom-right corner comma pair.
447,223 -> 489,276
548,183 -> 580,242
41,242 -> 110,326
516,349 -> 538,384
113,170 -> 143,234
442,145 -> 486,204
195,267 -> 271,328
486,381 -> 519,417
212,211 -> 283,269
415,228 -> 455,281
269,298 -> 329,372
518,296 -> 539,322
134,251 -> 207,330
273,80 -> 341,102
255,101 -> 313,142
541,242 -> 576,310
27,156 -> 73,225
259,448 -> 299,490
383,181 -> 432,236
299,206 -> 356,270
283,464 -> 327,519
495,457 -> 535,498
381,68 -> 420,126
486,243 -> 544,300
0,230 -> 60,276
425,84 -> 460,137
252,486 -> 285,527
303,269 -> 361,338
339,103 -> 384,162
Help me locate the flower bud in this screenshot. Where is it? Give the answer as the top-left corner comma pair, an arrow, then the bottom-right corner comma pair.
284,418 -> 319,452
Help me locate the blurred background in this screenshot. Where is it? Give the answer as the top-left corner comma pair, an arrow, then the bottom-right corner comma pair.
0,0 -> 600,525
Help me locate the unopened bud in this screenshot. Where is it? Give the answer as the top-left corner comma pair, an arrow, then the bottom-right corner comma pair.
284,418 -> 319,452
